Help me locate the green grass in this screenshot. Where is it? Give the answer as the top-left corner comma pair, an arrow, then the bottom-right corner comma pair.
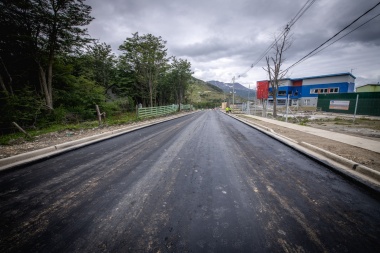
0,112 -> 138,145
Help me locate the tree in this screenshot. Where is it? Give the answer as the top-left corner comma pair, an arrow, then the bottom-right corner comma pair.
0,0 -> 93,110
169,57 -> 193,106
263,26 -> 292,117
119,32 -> 169,107
88,42 -> 117,91
35,0 -> 94,110
0,0 -> 37,97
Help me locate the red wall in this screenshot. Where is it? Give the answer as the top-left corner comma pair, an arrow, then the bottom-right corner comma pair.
293,80 -> 303,86
257,81 -> 269,99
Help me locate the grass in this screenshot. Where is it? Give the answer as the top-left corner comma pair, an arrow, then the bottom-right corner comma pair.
0,112 -> 138,145
299,118 -> 309,126
306,116 -> 380,130
334,121 -> 351,125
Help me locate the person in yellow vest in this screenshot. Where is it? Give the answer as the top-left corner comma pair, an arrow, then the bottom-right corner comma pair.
225,107 -> 231,113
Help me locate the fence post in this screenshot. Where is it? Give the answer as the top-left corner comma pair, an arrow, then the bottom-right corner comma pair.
12,122 -> 31,138
353,94 -> 359,122
95,105 -> 102,126
286,94 -> 290,122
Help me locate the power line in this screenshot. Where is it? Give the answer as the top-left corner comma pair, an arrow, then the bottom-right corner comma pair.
233,0 -> 317,81
288,0 -> 317,29
284,1 -> 380,72
295,12 -> 380,67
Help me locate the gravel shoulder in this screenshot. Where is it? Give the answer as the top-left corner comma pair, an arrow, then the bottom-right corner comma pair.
0,114 -> 186,160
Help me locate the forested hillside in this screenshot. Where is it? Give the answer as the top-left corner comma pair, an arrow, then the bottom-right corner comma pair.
187,78 -> 225,109
0,1 -> 193,134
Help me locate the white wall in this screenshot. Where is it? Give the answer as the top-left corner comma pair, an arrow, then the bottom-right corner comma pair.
278,79 -> 292,87
302,75 -> 351,86
299,97 -> 318,107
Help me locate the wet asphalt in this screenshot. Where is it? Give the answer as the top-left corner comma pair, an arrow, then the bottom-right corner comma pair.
0,110 -> 379,252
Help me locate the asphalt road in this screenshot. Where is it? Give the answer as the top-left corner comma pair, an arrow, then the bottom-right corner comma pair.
1,110 -> 379,252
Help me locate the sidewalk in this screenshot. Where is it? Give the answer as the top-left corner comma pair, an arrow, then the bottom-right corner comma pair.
244,115 -> 380,154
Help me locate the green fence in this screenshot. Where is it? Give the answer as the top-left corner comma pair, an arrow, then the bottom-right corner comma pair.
137,104 -> 193,119
180,104 -> 193,110
317,92 -> 380,116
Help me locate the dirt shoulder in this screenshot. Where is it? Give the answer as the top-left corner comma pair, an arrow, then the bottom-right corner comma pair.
239,116 -> 380,172
0,114 -> 187,160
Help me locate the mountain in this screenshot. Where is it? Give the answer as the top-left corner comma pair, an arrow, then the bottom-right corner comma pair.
207,80 -> 256,100
187,77 -> 225,108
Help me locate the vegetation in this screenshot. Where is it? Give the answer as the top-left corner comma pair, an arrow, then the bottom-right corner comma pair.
0,1 -> 193,136
187,78 -> 224,109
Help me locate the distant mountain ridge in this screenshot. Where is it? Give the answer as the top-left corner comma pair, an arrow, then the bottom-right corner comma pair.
207,80 -> 255,100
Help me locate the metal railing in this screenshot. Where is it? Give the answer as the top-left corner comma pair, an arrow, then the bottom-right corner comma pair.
180,104 -> 193,110
137,104 -> 193,119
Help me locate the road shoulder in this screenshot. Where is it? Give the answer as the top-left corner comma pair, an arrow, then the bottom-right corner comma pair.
229,113 -> 380,191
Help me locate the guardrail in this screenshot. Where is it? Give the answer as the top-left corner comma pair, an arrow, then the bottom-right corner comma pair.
137,104 -> 193,119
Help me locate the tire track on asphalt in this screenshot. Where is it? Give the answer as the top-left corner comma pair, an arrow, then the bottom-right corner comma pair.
0,113 -> 198,252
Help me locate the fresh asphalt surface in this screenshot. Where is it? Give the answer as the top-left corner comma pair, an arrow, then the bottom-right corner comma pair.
1,110 -> 379,252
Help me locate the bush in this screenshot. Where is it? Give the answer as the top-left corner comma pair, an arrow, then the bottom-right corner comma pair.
0,86 -> 45,133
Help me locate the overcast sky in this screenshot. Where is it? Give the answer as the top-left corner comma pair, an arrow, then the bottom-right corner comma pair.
85,0 -> 380,88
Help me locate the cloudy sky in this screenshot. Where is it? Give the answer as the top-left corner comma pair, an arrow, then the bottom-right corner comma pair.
85,0 -> 380,88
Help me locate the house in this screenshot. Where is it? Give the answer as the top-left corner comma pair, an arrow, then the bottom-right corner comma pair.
356,83 -> 380,92
256,72 -> 355,107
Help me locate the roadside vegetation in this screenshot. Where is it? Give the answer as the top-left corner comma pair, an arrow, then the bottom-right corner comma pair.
0,1 -> 193,141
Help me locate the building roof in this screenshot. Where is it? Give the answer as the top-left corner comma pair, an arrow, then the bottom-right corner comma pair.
356,83 -> 380,88
258,72 -> 356,83
291,72 -> 356,81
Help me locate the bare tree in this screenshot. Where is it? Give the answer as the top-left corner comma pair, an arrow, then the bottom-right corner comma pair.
263,27 -> 292,117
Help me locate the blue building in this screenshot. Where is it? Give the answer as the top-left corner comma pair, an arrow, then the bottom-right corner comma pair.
265,73 -> 355,107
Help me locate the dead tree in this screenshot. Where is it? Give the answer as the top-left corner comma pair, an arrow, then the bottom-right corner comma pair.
95,105 -> 106,126
263,26 -> 292,117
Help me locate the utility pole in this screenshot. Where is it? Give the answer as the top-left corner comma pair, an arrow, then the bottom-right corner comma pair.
232,76 -> 235,108
247,84 -> 250,114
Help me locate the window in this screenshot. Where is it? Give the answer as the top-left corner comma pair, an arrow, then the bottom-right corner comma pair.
311,88 -> 339,94
304,99 -> 310,105
328,88 -> 339,93
278,90 -> 286,96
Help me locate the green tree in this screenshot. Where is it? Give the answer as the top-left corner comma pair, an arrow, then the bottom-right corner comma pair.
170,57 -> 193,106
0,0 -> 93,110
88,42 -> 117,91
119,32 -> 169,107
36,0 -> 94,110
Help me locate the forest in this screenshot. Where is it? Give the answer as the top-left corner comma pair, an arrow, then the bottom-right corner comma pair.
0,0 -> 193,135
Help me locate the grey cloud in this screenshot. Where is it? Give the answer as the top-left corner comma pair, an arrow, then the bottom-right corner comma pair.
85,0 -> 380,84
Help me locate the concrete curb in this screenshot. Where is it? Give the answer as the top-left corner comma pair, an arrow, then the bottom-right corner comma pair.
299,142 -> 359,169
0,112 -> 196,172
227,113 -> 380,191
300,142 -> 380,183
